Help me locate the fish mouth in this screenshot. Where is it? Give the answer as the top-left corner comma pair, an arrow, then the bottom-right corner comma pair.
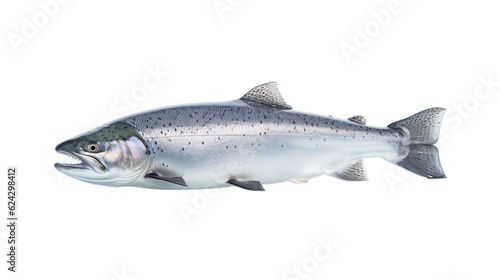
54,150 -> 106,173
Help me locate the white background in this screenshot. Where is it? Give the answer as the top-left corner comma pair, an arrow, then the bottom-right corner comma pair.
1,1 -> 500,280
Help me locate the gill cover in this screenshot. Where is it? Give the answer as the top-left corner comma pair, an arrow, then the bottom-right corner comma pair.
55,122 -> 149,186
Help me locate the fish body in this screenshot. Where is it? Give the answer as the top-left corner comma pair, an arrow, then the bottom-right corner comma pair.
55,82 -> 446,190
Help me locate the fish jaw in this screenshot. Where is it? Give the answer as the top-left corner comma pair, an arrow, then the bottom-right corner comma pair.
54,140 -> 106,176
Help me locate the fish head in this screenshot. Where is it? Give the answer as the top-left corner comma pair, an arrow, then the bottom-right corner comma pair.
55,122 -> 149,186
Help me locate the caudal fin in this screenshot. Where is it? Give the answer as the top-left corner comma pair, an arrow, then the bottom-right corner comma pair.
388,108 -> 446,179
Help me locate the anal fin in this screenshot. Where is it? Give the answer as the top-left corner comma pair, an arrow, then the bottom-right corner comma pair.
227,179 -> 265,191
330,160 -> 368,181
145,172 -> 188,187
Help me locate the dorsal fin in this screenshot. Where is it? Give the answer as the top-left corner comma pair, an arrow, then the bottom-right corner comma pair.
240,82 -> 292,109
348,115 -> 366,125
330,160 -> 368,181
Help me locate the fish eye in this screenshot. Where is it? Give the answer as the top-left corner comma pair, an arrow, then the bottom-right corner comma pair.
87,142 -> 99,153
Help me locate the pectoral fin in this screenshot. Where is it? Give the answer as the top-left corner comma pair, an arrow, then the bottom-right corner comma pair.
227,179 -> 265,191
145,172 -> 188,187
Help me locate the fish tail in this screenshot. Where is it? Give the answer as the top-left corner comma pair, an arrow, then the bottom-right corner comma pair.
388,108 -> 447,179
